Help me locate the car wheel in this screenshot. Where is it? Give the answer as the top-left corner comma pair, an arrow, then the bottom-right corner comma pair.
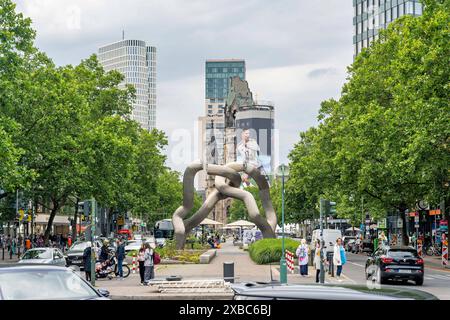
415,277 -> 424,286
376,267 -> 386,285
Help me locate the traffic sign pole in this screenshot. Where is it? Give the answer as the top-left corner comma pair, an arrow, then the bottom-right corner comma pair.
90,199 -> 96,287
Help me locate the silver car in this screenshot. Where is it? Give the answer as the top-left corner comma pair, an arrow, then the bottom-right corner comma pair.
18,248 -> 67,266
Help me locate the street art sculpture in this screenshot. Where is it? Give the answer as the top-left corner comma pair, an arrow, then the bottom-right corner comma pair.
172,160 -> 277,249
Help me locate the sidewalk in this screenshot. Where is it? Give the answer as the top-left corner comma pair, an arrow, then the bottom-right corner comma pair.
423,256 -> 450,270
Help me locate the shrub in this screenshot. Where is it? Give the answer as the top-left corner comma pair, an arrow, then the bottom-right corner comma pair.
248,238 -> 300,264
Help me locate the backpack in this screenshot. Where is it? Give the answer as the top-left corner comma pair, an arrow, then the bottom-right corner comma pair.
153,251 -> 161,265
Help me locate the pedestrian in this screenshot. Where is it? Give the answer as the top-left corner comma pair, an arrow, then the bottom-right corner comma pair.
296,238 -> 309,276
143,242 -> 154,285
333,238 -> 346,281
25,237 -> 31,252
138,243 -> 146,285
115,239 -> 125,280
313,240 -> 324,283
82,245 -> 92,282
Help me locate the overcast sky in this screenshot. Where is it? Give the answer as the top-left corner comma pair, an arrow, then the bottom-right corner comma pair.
15,0 -> 354,174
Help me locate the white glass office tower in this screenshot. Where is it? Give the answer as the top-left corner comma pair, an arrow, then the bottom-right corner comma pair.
353,0 -> 423,57
98,39 -> 156,130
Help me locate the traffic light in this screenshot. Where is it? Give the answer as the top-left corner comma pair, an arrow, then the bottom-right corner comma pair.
82,200 -> 91,218
323,200 -> 337,216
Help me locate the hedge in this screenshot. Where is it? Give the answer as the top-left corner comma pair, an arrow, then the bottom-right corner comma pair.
248,238 -> 300,264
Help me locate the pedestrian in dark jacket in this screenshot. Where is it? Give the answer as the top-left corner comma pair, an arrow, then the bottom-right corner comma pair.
116,239 -> 126,279
83,246 -> 92,282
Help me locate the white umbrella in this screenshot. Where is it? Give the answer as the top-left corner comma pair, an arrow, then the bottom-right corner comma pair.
346,227 -> 361,232
199,218 -> 223,226
225,220 -> 256,228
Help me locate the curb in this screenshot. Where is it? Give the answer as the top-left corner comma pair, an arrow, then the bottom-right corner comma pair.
110,293 -> 234,300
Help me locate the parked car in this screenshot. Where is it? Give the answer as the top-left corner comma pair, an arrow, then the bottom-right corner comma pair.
65,240 -> 102,269
0,264 -> 110,300
18,248 -> 66,266
365,246 -> 424,285
231,282 -> 437,300
124,240 -> 143,253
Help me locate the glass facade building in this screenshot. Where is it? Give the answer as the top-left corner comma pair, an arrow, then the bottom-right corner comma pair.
203,59 -> 246,166
98,39 -> 156,130
353,0 -> 423,57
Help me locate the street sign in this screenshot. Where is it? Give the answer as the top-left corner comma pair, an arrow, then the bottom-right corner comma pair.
429,209 -> 441,216
377,218 -> 387,229
365,219 -> 371,224
415,223 -> 420,229
397,218 -> 403,228
414,216 -> 419,223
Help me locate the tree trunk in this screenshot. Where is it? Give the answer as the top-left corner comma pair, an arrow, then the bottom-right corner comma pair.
44,198 -> 66,245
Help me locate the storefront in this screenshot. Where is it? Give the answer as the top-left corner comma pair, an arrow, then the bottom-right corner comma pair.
34,214 -> 70,237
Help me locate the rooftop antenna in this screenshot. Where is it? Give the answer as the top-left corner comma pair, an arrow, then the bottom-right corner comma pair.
122,29 -> 125,40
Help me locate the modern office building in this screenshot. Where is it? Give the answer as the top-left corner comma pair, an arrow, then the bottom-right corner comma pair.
353,0 -> 423,57
98,39 -> 156,130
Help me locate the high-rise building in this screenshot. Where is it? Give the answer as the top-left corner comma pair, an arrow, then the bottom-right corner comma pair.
203,59 -> 246,164
98,39 -> 156,130
353,0 -> 423,57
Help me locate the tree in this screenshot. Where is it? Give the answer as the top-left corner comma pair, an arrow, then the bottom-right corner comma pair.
287,0 -> 450,244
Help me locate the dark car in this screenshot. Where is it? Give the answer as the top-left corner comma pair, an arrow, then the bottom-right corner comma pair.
231,282 -> 437,300
65,240 -> 101,269
365,246 -> 424,285
0,264 -> 110,300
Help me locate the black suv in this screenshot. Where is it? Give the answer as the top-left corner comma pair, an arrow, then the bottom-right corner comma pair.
365,245 -> 424,285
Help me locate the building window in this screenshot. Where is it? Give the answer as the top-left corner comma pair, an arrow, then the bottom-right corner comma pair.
208,105 -> 213,109
406,1 -> 414,14
393,5 -> 398,19
415,2 -> 422,15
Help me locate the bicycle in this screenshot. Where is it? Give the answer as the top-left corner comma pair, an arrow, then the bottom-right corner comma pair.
425,243 -> 441,256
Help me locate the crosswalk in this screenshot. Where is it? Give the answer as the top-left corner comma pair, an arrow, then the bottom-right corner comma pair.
424,273 -> 450,281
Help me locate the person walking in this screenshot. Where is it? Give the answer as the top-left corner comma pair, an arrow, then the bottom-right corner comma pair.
313,240 -> 325,283
82,245 -> 92,282
138,243 -> 146,285
333,238 -> 346,281
296,239 -> 309,276
115,239 -> 126,280
143,243 -> 154,285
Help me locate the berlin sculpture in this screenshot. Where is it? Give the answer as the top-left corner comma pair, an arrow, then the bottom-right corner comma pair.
172,160 -> 277,249
172,76 -> 277,249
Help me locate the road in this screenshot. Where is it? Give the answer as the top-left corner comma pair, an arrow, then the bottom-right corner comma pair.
334,252 -> 450,299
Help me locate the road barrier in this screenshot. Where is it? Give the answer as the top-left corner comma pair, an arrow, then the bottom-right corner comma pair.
286,250 -> 295,273
132,253 -> 137,274
442,234 -> 448,267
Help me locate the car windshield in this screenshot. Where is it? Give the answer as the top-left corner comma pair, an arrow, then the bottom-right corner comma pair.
21,250 -> 52,260
388,250 -> 418,258
70,242 -> 90,251
0,270 -> 99,300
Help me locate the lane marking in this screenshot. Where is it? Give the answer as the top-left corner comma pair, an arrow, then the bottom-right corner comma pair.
427,274 -> 450,280
348,262 -> 365,268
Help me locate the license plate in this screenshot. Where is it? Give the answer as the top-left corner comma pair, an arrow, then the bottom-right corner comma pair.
73,260 -> 81,264
398,269 -> 412,273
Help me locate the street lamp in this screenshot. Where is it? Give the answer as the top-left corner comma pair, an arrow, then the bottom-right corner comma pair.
276,164 -> 289,284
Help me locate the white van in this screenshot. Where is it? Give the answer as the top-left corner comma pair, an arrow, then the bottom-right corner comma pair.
310,229 -> 342,253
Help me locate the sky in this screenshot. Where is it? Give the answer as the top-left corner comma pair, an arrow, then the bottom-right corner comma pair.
15,0 -> 354,174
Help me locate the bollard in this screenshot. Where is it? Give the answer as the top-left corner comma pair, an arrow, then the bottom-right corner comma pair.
132,253 -> 137,274
10,248 -> 12,259
2,246 -> 4,260
223,261 -> 234,283
17,246 -> 21,259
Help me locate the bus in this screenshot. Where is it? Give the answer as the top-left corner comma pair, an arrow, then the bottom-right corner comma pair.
154,219 -> 174,247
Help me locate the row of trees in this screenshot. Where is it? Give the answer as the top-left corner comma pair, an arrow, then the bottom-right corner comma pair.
286,0 -> 449,243
0,0 -> 200,243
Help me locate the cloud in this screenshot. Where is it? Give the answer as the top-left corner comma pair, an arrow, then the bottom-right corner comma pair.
14,0 -> 354,173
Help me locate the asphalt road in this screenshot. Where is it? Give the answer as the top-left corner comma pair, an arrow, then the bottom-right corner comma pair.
340,252 -> 450,300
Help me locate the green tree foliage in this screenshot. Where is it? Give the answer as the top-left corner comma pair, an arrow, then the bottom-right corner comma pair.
288,0 -> 450,243
0,1 -> 193,242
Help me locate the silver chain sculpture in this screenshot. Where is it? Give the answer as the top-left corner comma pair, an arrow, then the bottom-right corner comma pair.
172,160 -> 277,249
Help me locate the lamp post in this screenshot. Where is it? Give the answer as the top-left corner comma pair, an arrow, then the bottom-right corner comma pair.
276,164 -> 289,284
